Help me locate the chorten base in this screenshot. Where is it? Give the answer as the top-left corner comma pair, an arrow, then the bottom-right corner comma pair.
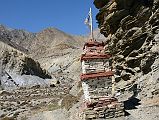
82,96 -> 124,119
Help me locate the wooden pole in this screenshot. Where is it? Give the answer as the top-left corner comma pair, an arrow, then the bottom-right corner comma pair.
90,8 -> 94,40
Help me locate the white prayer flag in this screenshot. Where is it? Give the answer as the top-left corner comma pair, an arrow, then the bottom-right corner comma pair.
84,8 -> 94,40
84,8 -> 92,27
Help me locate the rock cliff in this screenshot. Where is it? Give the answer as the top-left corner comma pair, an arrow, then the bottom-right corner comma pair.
94,0 -> 159,119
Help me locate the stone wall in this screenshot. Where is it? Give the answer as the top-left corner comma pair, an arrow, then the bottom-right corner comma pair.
82,77 -> 112,101
83,97 -> 124,119
81,59 -> 111,74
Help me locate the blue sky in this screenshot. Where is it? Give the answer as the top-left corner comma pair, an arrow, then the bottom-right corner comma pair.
0,0 -> 98,35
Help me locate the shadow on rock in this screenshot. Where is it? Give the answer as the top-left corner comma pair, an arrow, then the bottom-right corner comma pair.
124,97 -> 141,110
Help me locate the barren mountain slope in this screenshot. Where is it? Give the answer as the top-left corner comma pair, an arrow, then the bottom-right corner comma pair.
29,28 -> 86,71
0,25 -> 86,82
0,25 -> 35,53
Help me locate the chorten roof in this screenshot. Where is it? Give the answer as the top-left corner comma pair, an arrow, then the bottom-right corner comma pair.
81,53 -> 111,60
80,71 -> 114,81
83,39 -> 105,49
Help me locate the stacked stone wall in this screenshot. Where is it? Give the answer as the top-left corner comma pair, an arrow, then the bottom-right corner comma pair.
82,59 -> 111,74
82,77 -> 112,100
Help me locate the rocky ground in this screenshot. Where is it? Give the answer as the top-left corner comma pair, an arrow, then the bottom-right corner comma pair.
0,83 -> 82,120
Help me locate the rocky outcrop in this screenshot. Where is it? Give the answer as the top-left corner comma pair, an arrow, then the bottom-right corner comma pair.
0,42 -> 51,78
94,0 -> 159,82
94,1 -> 159,119
0,41 -> 52,89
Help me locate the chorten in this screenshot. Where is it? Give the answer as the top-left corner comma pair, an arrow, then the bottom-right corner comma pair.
80,39 -> 124,119
80,8 -> 124,119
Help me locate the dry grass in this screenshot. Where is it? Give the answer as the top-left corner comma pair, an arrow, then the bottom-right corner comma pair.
61,94 -> 79,110
47,103 -> 61,111
1,117 -> 15,120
